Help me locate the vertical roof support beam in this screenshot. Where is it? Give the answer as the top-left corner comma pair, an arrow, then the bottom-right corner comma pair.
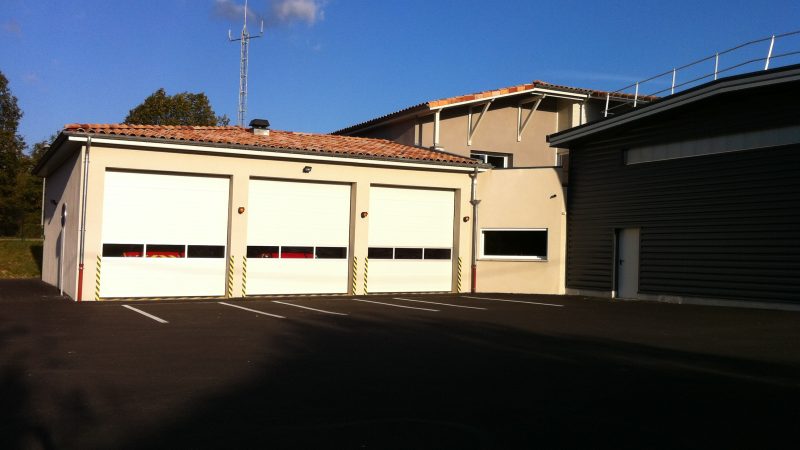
517,95 -> 544,142
433,109 -> 441,148
467,100 -> 492,146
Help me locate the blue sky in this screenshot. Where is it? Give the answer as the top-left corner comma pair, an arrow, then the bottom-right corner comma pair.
1,0 -> 799,149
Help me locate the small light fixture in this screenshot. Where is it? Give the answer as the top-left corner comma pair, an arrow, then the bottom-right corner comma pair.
360,211 -> 368,218
302,166 -> 312,173
463,216 -> 470,222
549,194 -> 558,199
238,207 -> 246,214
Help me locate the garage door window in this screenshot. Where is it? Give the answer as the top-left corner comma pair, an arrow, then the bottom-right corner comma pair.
424,248 -> 452,260
146,245 -> 185,258
315,247 -> 347,259
187,245 -> 225,258
368,247 -> 451,260
395,248 -> 423,259
102,244 -> 225,258
281,246 -> 314,259
368,247 -> 393,259
103,243 -> 144,257
481,229 -> 547,260
247,245 -> 347,259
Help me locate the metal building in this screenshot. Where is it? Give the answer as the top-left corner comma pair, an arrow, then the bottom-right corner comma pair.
549,64 -> 800,308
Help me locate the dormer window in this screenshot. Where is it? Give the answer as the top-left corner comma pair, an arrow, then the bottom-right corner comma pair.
470,151 -> 511,168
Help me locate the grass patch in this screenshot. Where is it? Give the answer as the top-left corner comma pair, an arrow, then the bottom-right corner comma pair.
0,239 -> 43,278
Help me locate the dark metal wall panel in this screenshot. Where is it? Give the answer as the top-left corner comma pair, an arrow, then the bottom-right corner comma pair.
566,85 -> 800,303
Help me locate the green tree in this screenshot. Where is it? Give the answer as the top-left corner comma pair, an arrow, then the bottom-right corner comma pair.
124,88 -> 230,126
0,70 -> 26,236
12,137 -> 54,238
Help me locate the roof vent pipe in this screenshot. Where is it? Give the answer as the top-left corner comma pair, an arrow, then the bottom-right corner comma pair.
249,119 -> 271,136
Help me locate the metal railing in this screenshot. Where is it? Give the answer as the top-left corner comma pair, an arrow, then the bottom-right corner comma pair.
603,30 -> 800,117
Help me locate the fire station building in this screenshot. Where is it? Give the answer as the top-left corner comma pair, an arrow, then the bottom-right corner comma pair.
34,123 -> 485,300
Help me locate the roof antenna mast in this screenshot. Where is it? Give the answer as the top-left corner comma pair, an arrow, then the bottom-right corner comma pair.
229,0 -> 264,127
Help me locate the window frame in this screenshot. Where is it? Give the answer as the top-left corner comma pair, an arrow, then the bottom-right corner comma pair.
470,151 -> 513,168
479,228 -> 548,261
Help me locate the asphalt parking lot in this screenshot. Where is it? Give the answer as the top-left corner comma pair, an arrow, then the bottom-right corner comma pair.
2,279 -> 799,449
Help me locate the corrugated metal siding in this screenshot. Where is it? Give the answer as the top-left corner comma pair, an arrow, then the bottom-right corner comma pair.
568,144 -> 800,302
566,85 -> 800,303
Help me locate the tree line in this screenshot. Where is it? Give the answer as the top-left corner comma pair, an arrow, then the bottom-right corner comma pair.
0,70 -> 228,237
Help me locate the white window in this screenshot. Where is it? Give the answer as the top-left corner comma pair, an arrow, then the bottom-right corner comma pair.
481,229 -> 548,260
471,151 -> 511,168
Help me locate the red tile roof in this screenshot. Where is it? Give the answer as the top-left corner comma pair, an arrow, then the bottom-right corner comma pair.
333,80 -> 658,135
428,80 -> 655,107
62,124 -> 480,166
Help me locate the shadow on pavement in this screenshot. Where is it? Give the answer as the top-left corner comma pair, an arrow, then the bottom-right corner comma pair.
1,280 -> 798,449
106,319 -> 800,450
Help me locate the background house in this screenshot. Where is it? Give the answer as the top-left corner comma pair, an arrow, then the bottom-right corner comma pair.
335,81 -> 639,294
334,80 -> 639,170
548,64 -> 800,309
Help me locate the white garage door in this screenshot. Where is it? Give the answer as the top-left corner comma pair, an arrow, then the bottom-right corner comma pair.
368,187 -> 454,293
247,179 -> 351,295
99,171 -> 230,298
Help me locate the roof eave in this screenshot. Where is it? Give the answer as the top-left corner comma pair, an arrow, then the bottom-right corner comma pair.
62,132 -> 488,171
549,64 -> 800,148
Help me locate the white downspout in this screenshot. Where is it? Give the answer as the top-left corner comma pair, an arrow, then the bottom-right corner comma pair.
76,136 -> 91,302
469,168 -> 481,293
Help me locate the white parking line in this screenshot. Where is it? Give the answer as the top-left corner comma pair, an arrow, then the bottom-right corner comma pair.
460,296 -> 564,307
393,297 -> 487,310
122,305 -> 169,324
218,302 -> 285,318
273,301 -> 348,316
351,299 -> 439,312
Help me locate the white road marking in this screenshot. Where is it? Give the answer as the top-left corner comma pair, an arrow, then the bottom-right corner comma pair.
273,301 -> 348,316
393,297 -> 487,310
351,299 -> 439,312
218,302 -> 285,318
460,296 -> 564,307
122,305 -> 169,324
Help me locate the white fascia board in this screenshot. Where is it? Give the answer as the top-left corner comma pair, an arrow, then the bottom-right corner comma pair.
67,136 -> 487,173
549,68 -> 800,147
431,88 -> 588,111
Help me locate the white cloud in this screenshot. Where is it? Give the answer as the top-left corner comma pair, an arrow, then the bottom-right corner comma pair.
212,0 -> 325,29
270,0 -> 324,25
213,0 -> 260,25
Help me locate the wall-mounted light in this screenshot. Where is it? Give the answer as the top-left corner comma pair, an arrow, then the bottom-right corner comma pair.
463,216 -> 470,222
360,211 -> 369,218
549,194 -> 558,199
302,166 -> 312,173
238,207 -> 246,214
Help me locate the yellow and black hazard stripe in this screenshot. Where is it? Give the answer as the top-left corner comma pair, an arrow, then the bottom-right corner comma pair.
241,256 -> 247,298
363,257 -> 369,295
457,256 -> 463,292
351,256 -> 358,295
95,255 -> 102,301
227,255 -> 235,298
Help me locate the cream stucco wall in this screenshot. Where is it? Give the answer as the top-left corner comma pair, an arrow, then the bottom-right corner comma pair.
72,140 -> 474,301
412,97 -> 575,167
41,149 -> 83,298
475,168 -> 566,294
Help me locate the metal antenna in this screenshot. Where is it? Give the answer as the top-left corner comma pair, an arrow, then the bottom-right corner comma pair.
228,0 -> 264,127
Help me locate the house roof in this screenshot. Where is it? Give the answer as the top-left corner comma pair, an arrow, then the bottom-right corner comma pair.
333,80 -> 655,135
36,124 -> 482,173
548,64 -> 800,148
